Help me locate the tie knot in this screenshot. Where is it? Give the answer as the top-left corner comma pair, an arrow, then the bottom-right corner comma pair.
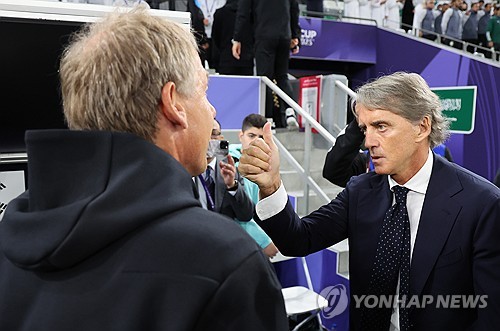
393,185 -> 409,205
204,167 -> 214,186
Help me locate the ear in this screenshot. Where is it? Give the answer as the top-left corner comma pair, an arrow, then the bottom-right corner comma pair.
415,115 -> 432,143
238,130 -> 244,142
159,82 -> 188,129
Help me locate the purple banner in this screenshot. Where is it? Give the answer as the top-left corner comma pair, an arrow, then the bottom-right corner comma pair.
294,17 -> 377,64
207,75 -> 262,130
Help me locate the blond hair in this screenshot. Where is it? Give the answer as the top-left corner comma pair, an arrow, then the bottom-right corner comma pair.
60,8 -> 199,142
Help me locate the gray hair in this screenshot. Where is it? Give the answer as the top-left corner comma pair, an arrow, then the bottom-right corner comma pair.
353,72 -> 450,148
60,8 -> 199,142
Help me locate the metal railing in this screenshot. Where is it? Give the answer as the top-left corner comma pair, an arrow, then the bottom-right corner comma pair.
0,153 -> 28,164
261,76 -> 355,212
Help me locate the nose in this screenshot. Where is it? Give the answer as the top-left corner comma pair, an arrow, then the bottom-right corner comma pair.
208,102 -> 216,118
363,128 -> 378,150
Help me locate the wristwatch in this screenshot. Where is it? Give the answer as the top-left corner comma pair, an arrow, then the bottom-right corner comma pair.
227,180 -> 238,191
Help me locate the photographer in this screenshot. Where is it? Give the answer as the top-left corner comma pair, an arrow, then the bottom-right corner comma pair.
195,119 -> 254,221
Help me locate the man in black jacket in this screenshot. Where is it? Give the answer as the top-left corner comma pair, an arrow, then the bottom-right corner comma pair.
0,8 -> 288,331
212,0 -> 254,75
232,0 -> 301,128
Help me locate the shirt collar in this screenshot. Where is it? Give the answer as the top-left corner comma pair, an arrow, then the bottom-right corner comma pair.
388,149 -> 433,194
207,158 -> 217,171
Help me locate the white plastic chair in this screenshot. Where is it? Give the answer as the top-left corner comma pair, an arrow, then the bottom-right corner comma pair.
271,253 -> 328,331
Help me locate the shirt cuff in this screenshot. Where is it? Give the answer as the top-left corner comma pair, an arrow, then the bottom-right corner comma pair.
256,181 -> 288,220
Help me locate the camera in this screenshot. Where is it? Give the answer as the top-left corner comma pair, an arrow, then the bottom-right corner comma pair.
207,139 -> 229,159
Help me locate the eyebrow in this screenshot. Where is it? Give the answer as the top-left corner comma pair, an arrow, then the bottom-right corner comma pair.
371,120 -> 389,127
359,120 -> 390,130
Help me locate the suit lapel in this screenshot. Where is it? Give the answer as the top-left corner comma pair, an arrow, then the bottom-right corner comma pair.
410,156 -> 463,297
353,175 -> 393,290
214,163 -> 223,212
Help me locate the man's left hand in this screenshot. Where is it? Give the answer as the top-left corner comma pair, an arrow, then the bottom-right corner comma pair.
220,155 -> 237,189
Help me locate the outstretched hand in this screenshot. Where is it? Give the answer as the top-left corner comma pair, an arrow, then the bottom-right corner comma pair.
238,122 -> 281,198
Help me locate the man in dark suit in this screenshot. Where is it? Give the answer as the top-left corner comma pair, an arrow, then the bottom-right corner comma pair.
195,119 -> 254,221
239,72 -> 500,330
232,0 -> 301,128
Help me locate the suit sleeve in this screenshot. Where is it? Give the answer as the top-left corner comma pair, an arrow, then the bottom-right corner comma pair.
212,10 -> 222,50
257,189 -> 349,256
471,192 -> 500,329
194,251 -> 288,331
234,0 -> 252,42
290,0 -> 301,40
323,118 -> 368,187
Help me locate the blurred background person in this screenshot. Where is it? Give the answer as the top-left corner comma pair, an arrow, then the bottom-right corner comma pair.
462,1 -> 480,52
477,1 -> 493,57
385,0 -> 404,29
344,0 -> 361,23
359,0 -> 373,24
232,0 -> 301,128
435,1 -> 451,35
442,0 -> 464,49
187,0 -> 210,65
414,0 -> 438,40
195,0 -> 226,70
486,4 -> 500,60
212,0 -> 254,75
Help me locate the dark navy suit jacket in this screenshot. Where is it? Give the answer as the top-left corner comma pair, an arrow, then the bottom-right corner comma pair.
259,154 -> 500,330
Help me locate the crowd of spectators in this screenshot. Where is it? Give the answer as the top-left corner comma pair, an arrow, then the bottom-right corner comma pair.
391,0 -> 499,58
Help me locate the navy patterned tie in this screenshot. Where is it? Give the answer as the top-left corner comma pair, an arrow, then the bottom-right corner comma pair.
361,185 -> 411,331
204,167 -> 215,210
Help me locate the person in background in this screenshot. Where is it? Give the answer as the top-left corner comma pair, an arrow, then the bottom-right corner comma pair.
193,0 -> 226,70
477,1 -> 493,57
187,0 -> 210,65
344,0 -> 361,23
0,8 -> 288,330
229,114 -> 280,258
414,0 -> 438,40
371,0 -> 387,26
194,118 -> 254,220
385,0 -> 404,30
435,1 -> 451,35
462,1 -> 480,52
239,71 -> 500,330
212,0 -> 254,75
359,0 -> 373,24
401,0 -> 416,31
487,5 -> 500,59
442,0 -> 464,49
232,0 -> 301,128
